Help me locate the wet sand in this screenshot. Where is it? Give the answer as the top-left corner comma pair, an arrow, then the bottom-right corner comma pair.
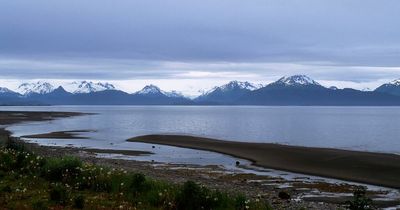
21,130 -> 95,139
83,148 -> 153,156
0,111 -> 84,125
128,134 -> 400,189
0,111 -> 152,156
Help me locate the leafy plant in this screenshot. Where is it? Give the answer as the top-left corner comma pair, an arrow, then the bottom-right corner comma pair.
41,156 -> 82,182
0,145 -> 270,210
49,184 -> 69,205
176,181 -> 203,210
346,186 -> 373,210
175,181 -> 225,210
235,194 -> 247,210
129,173 -> 147,193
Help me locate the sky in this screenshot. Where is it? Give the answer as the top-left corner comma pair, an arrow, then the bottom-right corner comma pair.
1,0 -> 400,96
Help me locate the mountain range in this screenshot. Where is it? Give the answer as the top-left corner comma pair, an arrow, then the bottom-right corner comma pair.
1,76 -> 400,105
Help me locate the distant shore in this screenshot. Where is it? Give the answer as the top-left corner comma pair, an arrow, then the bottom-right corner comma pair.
128,134 -> 400,189
0,110 -> 84,125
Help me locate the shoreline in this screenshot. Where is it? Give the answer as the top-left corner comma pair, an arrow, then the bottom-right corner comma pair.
11,131 -> 400,209
0,110 -> 85,125
2,132 -> 343,209
2,111 -> 400,208
128,134 -> 400,189
21,130 -> 96,139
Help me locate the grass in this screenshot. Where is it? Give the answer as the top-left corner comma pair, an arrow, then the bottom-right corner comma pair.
0,141 -> 273,210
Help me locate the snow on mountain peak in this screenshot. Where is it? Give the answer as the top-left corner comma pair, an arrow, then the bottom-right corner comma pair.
65,81 -> 115,93
276,75 -> 320,86
0,87 -> 15,93
388,79 -> 400,86
17,81 -> 55,95
224,81 -> 261,91
136,85 -> 184,97
137,85 -> 163,95
205,81 -> 262,95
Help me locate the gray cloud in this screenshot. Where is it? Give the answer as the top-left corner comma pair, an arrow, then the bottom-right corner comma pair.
0,0 -> 400,84
1,57 -> 400,83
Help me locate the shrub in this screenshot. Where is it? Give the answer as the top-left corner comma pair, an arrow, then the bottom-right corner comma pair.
176,181 -> 202,210
41,156 -> 82,182
49,184 -> 69,205
91,173 -> 112,192
0,150 -> 15,171
346,186 -> 373,210
176,181 -> 229,210
235,195 -> 247,210
110,173 -> 126,193
15,152 -> 28,169
212,191 -> 230,208
176,181 -> 221,210
129,173 -> 147,193
73,194 -> 85,209
0,146 -> 270,210
6,139 -> 25,152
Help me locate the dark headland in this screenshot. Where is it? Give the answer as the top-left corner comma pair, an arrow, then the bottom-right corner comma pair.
128,134 -> 400,189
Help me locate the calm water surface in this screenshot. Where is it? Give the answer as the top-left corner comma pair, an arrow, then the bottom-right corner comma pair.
1,106 -> 400,154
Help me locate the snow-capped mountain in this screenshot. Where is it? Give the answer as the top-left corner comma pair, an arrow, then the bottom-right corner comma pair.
374,78 -> 400,96
274,75 -> 321,86
238,75 -> 400,105
135,85 -> 185,98
129,84 -> 191,104
0,87 -> 15,93
135,85 -> 164,95
1,75 -> 400,105
0,87 -> 20,97
64,81 -> 116,94
204,81 -> 262,95
388,79 -> 400,86
17,81 -> 55,95
195,81 -> 262,103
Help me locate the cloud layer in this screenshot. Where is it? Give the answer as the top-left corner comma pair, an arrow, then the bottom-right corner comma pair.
0,0 -> 400,93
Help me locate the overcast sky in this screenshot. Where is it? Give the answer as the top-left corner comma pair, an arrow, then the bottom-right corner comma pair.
1,0 -> 400,95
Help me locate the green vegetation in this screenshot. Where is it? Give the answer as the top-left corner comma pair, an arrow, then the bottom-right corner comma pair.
346,186 -> 373,210
0,141 -> 272,209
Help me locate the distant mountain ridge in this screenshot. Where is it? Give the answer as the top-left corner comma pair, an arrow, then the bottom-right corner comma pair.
17,81 -> 55,95
135,85 -> 185,98
64,81 -> 116,94
8,82 -> 191,105
375,79 -> 400,96
239,75 -> 400,105
1,76 -> 400,105
274,75 -> 320,86
195,81 -> 262,104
